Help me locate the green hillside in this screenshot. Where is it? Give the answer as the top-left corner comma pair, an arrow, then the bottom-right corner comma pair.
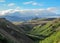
39,31 -> 60,43
0,18 -> 60,43
27,18 -> 60,43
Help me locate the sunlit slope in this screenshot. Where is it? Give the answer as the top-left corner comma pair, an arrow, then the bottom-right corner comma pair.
27,18 -> 60,43
15,18 -> 54,32
39,30 -> 60,43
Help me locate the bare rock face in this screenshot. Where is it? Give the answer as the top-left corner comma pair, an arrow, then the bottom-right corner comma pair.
0,18 -> 33,43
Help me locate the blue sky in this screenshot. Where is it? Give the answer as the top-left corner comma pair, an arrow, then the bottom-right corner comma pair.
0,0 -> 60,10
0,0 -> 60,14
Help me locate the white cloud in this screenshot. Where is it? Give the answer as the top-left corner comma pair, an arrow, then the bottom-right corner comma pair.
0,7 -> 59,16
23,1 -> 33,5
32,2 -> 37,5
0,0 -> 5,2
16,7 -> 20,9
0,9 -> 13,16
23,1 -> 43,6
0,7 -> 21,16
46,7 -> 60,14
32,2 -> 43,6
47,7 -> 57,12
8,3 -> 15,7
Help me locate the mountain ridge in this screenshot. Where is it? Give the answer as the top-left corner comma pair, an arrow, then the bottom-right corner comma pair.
0,18 -> 34,43
0,10 -> 60,22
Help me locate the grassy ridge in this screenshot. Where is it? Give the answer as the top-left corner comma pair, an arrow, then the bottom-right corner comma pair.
27,18 -> 60,43
39,31 -> 60,43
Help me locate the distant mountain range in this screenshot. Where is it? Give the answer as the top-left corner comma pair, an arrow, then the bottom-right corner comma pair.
0,11 -> 60,22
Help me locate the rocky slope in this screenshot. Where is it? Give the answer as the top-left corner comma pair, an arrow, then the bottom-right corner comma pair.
0,18 -> 34,43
